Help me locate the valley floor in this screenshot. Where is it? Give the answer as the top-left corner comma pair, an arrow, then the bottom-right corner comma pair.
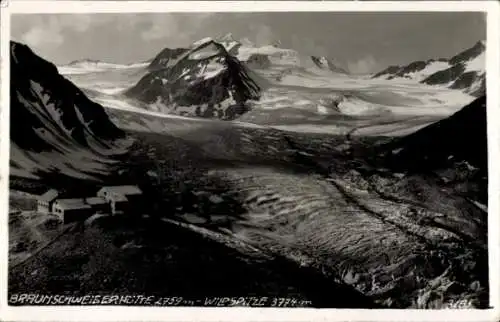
9,125 -> 489,309
8,199 -> 375,308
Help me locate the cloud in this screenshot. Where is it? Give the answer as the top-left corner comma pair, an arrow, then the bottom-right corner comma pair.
139,15 -> 184,42
21,26 -> 64,47
347,55 -> 378,74
290,34 -> 328,57
138,13 -> 215,45
249,24 -> 275,47
14,14 -> 113,51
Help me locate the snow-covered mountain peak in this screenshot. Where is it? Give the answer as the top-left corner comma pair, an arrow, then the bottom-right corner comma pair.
240,37 -> 255,47
126,37 -> 261,120
271,40 -> 282,48
169,36 -> 345,73
310,55 -> 349,74
192,37 -> 214,48
218,33 -> 236,42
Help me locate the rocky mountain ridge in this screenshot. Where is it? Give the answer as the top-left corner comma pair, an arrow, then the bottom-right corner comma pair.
125,37 -> 261,120
372,41 -> 485,97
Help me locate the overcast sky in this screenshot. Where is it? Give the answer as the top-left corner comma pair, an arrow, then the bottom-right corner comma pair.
11,12 -> 485,73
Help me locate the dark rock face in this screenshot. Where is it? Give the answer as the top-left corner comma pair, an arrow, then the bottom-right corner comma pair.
422,69 -> 484,98
10,41 -> 124,153
422,41 -> 485,97
468,78 -> 486,98
384,96 -> 487,173
67,59 -> 101,66
421,64 -> 465,85
125,39 -> 261,120
388,61 -> 428,79
147,48 -> 188,71
371,65 -> 401,79
421,41 -> 486,97
450,71 -> 485,93
372,60 -> 430,80
449,41 -> 485,66
245,54 -> 271,69
372,41 -> 485,97
310,56 -> 349,74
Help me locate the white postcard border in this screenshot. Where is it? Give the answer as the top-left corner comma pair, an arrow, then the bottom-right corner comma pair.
0,2 -> 499,322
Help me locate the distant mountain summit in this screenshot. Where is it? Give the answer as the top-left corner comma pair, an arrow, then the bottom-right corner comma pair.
422,41 -> 485,97
218,32 -> 236,42
217,32 -> 241,47
128,34 -> 353,120
125,37 -> 261,120
311,56 -> 349,74
67,58 -> 103,66
371,58 -> 449,81
146,34 -> 348,74
58,58 -> 149,75
271,40 -> 282,48
372,41 -> 485,96
147,48 -> 188,71
213,33 -> 241,55
10,41 -> 125,179
65,58 -> 133,69
215,36 -> 348,72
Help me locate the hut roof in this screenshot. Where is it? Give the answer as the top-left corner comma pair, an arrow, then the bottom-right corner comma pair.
38,189 -> 60,202
98,185 -> 142,196
54,199 -> 92,210
84,197 -> 108,205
